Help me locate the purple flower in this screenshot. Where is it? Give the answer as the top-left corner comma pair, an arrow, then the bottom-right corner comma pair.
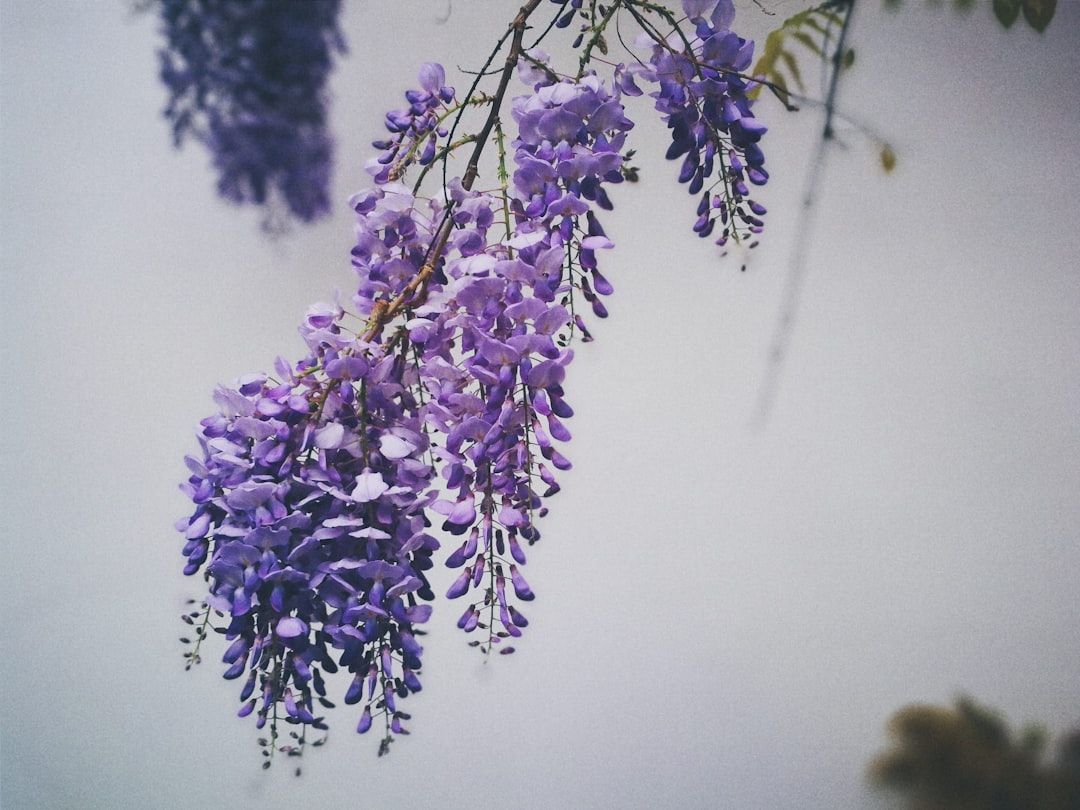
632,2 -> 768,247
179,333 -> 438,757
178,0 -> 773,764
153,0 -> 345,223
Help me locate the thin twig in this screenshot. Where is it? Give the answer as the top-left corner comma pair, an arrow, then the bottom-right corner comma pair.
361,0 -> 544,343
751,0 -> 855,429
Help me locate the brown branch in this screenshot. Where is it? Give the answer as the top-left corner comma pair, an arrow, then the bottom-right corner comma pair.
361,0 -> 544,343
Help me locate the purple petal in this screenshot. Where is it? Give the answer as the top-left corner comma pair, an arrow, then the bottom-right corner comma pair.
682,0 -> 713,20
418,62 -> 445,94
345,673 -> 364,704
276,617 -> 308,639
446,567 -> 472,599
379,433 -> 415,460
510,565 -> 535,601
711,0 -> 736,29
356,706 -> 373,734
351,469 -> 389,503
314,422 -> 346,449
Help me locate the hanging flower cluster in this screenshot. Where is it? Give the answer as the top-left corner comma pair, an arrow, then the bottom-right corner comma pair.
623,0 -> 769,245
180,333 -> 439,759
153,0 -> 345,224
177,0 -> 768,766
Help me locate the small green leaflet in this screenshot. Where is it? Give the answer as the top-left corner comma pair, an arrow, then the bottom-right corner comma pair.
749,4 -> 844,109
994,0 -> 1056,32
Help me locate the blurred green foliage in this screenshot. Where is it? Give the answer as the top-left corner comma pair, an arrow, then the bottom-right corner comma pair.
881,0 -> 1056,30
869,697 -> 1080,810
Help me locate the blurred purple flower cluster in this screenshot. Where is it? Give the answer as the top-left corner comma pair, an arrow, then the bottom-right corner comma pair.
154,0 -> 345,223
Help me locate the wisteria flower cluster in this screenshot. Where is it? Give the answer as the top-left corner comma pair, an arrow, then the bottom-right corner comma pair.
153,0 -> 345,224
177,0 -> 768,767
624,0 -> 769,246
180,335 -> 439,759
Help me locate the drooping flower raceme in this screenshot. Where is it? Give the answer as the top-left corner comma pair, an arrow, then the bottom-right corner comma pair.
624,0 -> 769,246
180,326 -> 440,758
345,67 -> 633,656
177,0 -> 768,765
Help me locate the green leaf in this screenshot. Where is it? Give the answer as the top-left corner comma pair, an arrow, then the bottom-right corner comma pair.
842,48 -> 855,69
993,0 -> 1021,28
791,30 -> 823,58
880,144 -> 897,173
1022,0 -> 1056,32
779,49 -> 804,91
749,5 -> 845,107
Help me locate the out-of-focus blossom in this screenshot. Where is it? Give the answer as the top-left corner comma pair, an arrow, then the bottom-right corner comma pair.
154,0 -> 345,223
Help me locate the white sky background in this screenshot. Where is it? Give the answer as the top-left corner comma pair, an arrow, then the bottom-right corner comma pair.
1,1 -> 1078,807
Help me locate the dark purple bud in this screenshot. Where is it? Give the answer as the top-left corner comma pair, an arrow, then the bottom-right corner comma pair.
223,659 -> 245,680
366,664 -> 379,701
345,673 -> 364,705
417,137 -> 437,166
509,605 -> 529,627
696,191 -> 710,217
495,567 -> 508,609
509,565 -> 535,601
678,154 -> 697,183
293,655 -> 312,683
508,532 -> 528,565
457,604 -> 476,629
380,645 -> 394,680
735,116 -> 767,140
356,706 -> 373,734
223,636 -> 249,664
232,589 -> 252,616
403,669 -> 422,692
240,671 -> 257,701
546,413 -> 572,442
687,164 -> 704,194
549,448 -> 572,470
446,567 -> 472,599
270,584 -> 285,613
464,608 -> 480,632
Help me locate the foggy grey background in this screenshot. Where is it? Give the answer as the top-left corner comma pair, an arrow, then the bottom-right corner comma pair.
2,1 -> 1078,808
